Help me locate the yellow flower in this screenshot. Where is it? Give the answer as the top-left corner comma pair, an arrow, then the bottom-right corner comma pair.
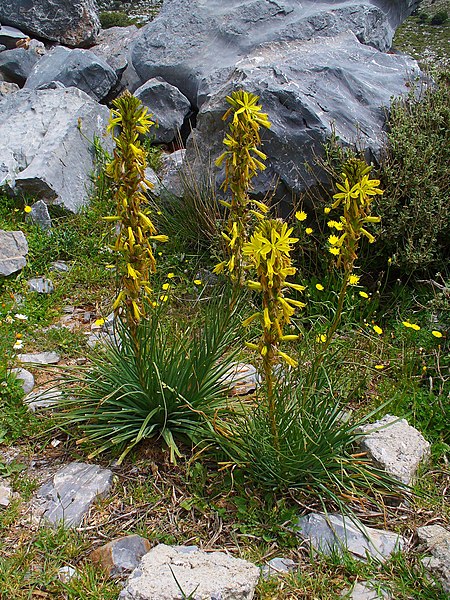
327,220 -> 344,231
278,350 -> 298,368
324,207 -> 331,214
316,334 -> 327,343
328,235 -> 340,246
373,325 -> 383,335
359,291 -> 369,299
194,279 -> 202,285
159,294 -> 169,302
348,274 -> 360,286
295,210 -> 307,221
162,283 -> 170,290
431,330 -> 443,338
410,323 -> 420,331
329,247 -> 340,256
316,283 -> 324,291
167,272 -> 175,279
24,205 -> 32,214
305,228 -> 313,235
94,318 -> 105,326
263,308 -> 272,330
375,364 -> 385,370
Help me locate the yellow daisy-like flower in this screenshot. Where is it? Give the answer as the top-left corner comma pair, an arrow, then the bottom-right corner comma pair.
431,330 -> 443,338
162,282 -> 170,290
193,279 -> 202,285
159,294 -> 169,302
359,291 -> 369,299
374,364 -> 385,370
295,210 -> 307,222
373,325 -> 383,335
24,205 -> 32,214
316,334 -> 327,343
305,228 -> 313,235
348,274 -> 360,286
324,207 -> 331,214
167,272 -> 175,279
315,283 -> 324,291
94,318 -> 105,327
328,235 -> 340,246
329,247 -> 340,256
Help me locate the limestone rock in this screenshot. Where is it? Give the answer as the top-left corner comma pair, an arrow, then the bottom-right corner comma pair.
219,362 -> 260,396
0,0 -> 101,48
25,46 -> 117,102
294,513 -> 405,562
0,87 -> 111,213
416,525 -> 450,593
0,230 -> 28,276
261,557 -> 296,579
24,388 -> 61,412
36,462 -> 113,528
0,25 -> 29,50
0,81 -> 20,96
90,25 -> 139,78
18,351 -> 60,365
90,535 -> 151,577
120,544 -> 260,600
27,200 -> 52,231
0,47 -> 40,86
28,277 -> 54,294
0,480 -> 13,508
9,367 -> 35,394
341,581 -> 391,599
160,149 -> 186,198
134,78 -> 191,144
358,414 -> 430,484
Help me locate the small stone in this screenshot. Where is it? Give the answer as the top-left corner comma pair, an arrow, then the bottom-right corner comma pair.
341,581 -> 391,599
261,557 -> 296,579
0,25 -> 29,50
0,230 -> 28,276
294,513 -> 405,562
83,311 -> 92,324
18,351 -> 60,365
62,306 -> 75,313
90,535 -> 152,577
9,367 -> 35,394
27,200 -> 52,231
27,277 -> 54,294
57,566 -> 77,583
358,414 -> 430,484
0,81 -> 19,96
50,260 -> 69,272
160,149 -> 186,199
24,388 -> 61,412
36,462 -> 113,528
219,362 -> 260,396
119,544 -> 260,600
0,481 -> 13,508
416,525 -> 450,593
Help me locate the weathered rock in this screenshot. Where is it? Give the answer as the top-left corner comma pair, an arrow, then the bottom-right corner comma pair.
9,367 -> 35,394
261,557 -> 296,580
28,277 -> 54,294
27,200 -> 52,231
90,25 -> 139,78
220,362 -> 259,396
135,78 -> 191,144
358,414 -> 430,484
0,81 -> 19,96
416,525 -> 450,593
24,388 -> 61,412
160,149 -> 186,198
18,351 -> 60,365
144,166 -> 162,196
0,87 -> 111,213
0,480 -> 13,508
0,1 -> 100,48
50,260 -> 69,273
36,462 -> 113,528
25,46 -> 117,102
341,581 -> 391,599
57,566 -> 77,583
294,513 -> 405,562
0,47 -> 41,86
90,535 -> 151,577
0,230 -> 28,276
120,544 -> 260,600
0,25 -> 29,49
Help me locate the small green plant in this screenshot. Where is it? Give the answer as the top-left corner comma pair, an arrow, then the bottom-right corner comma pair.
99,11 -> 136,29
431,10 -> 448,26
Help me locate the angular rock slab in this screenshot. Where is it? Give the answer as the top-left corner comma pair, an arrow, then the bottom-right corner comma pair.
27,200 -> 52,231
0,230 -> 28,276
90,535 -> 151,577
134,78 -> 191,143
25,46 -> 117,102
90,25 -> 139,77
0,87 -> 111,213
18,351 -> 60,365
0,0 -> 100,48
9,367 -> 35,395
261,557 -> 296,580
24,388 -> 61,412
219,362 -> 260,396
0,47 -> 41,86
0,480 -> 13,508
28,277 -> 54,294
358,414 -> 430,484
36,462 -> 113,528
294,513 -> 405,562
120,544 -> 260,600
416,525 -> 450,594
341,581 -> 391,599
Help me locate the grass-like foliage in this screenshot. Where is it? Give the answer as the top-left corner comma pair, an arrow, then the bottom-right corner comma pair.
55,295 -> 242,463
214,374 -> 402,501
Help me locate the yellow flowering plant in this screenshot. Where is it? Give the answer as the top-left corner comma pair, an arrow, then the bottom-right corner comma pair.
214,90 -> 271,285
105,91 -> 168,335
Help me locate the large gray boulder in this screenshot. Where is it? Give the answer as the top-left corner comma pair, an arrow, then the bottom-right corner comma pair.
0,47 -> 41,86
90,26 -> 139,80
0,87 -> 111,213
0,230 -> 28,276
25,46 -> 117,102
0,0 -> 100,48
130,0 -> 420,201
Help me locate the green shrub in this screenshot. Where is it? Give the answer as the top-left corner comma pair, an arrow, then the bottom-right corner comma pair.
375,70 -> 450,276
99,11 -> 136,29
430,11 -> 448,26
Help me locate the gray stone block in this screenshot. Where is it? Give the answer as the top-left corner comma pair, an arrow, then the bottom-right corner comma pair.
341,581 -> 391,599
0,230 -> 28,276
9,367 -> 35,394
18,351 -> 60,364
0,47 -> 40,86
90,535 -> 152,576
416,525 -> 450,594
27,200 -> 52,231
28,277 -> 54,294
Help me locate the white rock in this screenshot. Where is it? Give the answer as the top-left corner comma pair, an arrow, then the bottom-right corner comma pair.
120,544 -> 260,600
416,525 -> 450,593
24,388 -> 61,412
341,581 -> 391,599
9,367 -> 35,394
358,415 -> 430,484
18,351 -> 60,364
0,230 -> 28,276
0,481 -> 13,508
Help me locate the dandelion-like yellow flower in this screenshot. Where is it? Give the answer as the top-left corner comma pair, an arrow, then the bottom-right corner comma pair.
359,291 -> 369,299
315,283 -> 324,291
162,283 -> 170,290
324,207 -> 331,214
194,279 -> 202,285
167,272 -> 175,279
24,205 -> 32,214
295,211 -> 307,222
375,364 -> 385,370
373,325 -> 383,335
432,330 -> 443,338
328,235 -> 340,246
329,247 -> 340,256
305,228 -> 313,235
348,274 -> 360,286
